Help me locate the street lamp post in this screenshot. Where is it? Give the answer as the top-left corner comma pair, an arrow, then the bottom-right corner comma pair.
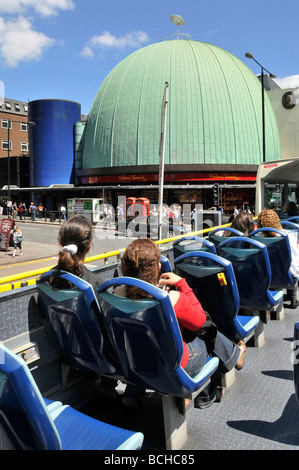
7,120 -> 11,204
245,52 -> 276,163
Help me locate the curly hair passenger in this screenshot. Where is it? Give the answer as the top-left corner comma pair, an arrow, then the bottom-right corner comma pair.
256,208 -> 282,237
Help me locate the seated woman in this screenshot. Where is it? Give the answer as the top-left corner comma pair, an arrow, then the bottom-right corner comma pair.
53,215 -> 103,291
257,208 -> 299,309
51,215 -> 118,395
222,211 -> 255,237
116,238 -> 246,409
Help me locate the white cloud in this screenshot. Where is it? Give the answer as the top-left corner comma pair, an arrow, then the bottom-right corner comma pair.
80,46 -> 94,58
0,15 -> 55,67
81,30 -> 150,57
0,0 -> 75,17
90,31 -> 149,49
274,75 -> 299,90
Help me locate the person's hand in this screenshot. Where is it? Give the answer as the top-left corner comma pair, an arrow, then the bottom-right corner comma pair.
159,272 -> 182,287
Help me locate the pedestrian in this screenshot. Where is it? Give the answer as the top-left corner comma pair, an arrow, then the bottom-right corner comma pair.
22,202 -> 27,220
12,202 -> 18,219
18,203 -> 23,220
29,202 -> 36,221
59,203 -> 67,222
10,225 -> 23,257
38,203 -> 44,218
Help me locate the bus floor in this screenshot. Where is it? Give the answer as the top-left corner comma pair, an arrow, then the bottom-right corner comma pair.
80,301 -> 299,451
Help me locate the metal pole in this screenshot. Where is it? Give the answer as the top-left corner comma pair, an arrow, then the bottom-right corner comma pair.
261,68 -> 266,162
158,82 -> 169,240
7,120 -> 10,205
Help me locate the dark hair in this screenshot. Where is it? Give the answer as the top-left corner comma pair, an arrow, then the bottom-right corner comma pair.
121,238 -> 161,299
56,215 -> 93,279
223,211 -> 254,237
284,201 -> 298,215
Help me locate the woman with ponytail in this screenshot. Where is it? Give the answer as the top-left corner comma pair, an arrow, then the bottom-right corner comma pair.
53,215 -> 103,292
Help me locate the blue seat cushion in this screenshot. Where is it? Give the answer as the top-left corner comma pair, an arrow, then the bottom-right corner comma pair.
53,405 -> 143,450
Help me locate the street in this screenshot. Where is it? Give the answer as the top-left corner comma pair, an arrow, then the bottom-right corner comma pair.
0,221 -> 136,279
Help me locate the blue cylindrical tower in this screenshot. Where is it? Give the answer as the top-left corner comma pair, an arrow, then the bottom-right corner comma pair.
28,99 -> 81,186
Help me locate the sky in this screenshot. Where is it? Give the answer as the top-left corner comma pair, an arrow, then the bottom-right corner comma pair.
0,0 -> 299,115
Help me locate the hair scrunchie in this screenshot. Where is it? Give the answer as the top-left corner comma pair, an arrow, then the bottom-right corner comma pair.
62,244 -> 78,255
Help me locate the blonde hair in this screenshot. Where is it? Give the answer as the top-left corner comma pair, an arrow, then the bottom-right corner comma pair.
257,209 -> 282,237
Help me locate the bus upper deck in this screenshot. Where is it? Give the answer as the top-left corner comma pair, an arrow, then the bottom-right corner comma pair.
1,223 -> 299,452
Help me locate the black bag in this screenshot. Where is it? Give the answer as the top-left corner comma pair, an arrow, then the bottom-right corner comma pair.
183,311 -> 217,354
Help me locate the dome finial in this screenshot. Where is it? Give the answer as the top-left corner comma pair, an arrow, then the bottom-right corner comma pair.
164,15 -> 191,41
170,15 -> 185,39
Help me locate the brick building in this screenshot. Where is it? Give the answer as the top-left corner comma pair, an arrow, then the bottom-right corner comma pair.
0,98 -> 30,189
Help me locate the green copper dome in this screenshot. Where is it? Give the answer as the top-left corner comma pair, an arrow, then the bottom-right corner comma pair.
82,39 -> 281,169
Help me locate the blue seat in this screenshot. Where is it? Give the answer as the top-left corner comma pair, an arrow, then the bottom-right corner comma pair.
160,254 -> 172,272
218,237 -> 283,310
97,277 -> 219,398
286,216 -> 299,225
281,220 -> 299,231
0,343 -> 144,450
174,251 -> 259,343
208,228 -> 245,254
294,322 -> 299,405
37,270 -> 119,376
249,228 -> 295,289
173,236 -> 216,259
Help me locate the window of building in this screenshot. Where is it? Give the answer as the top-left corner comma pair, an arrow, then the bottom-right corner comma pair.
14,103 -> 20,111
24,104 -> 28,112
21,142 -> 28,152
5,102 -> 11,109
2,140 -> 12,150
1,119 -> 12,129
21,122 -> 27,131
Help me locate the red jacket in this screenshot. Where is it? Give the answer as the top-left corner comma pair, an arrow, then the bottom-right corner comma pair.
173,278 -> 206,368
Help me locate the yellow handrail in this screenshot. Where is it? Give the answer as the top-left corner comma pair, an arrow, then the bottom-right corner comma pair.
0,221 -> 237,291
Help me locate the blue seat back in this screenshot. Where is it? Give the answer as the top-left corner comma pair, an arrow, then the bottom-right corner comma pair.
249,228 -> 294,289
97,277 -> 218,397
294,322 -> 299,404
286,216 -> 299,225
37,270 -> 118,376
208,228 -> 245,254
173,236 -> 216,260
174,251 -> 247,342
218,237 -> 280,310
281,220 -> 299,232
0,343 -> 61,450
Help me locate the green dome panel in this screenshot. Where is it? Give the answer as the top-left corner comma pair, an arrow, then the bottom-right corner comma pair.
82,40 -> 281,169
